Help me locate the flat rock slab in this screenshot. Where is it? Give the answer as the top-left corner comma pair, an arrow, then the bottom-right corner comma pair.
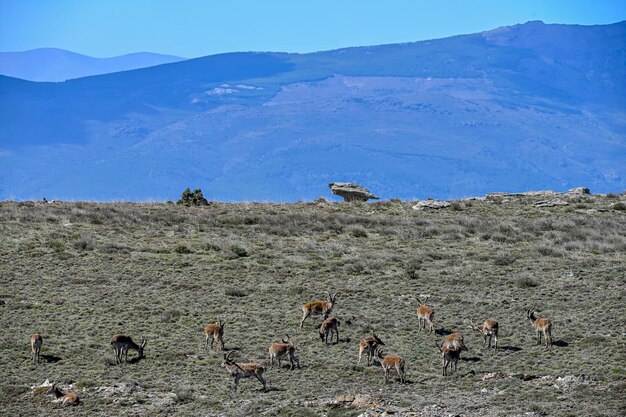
328,182 -> 379,202
534,199 -> 569,207
412,200 -> 451,210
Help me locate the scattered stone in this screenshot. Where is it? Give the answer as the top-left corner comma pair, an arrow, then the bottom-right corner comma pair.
328,182 -> 380,202
534,199 -> 569,207
352,394 -> 382,409
482,372 -> 506,381
567,187 -> 590,195
412,200 -> 451,210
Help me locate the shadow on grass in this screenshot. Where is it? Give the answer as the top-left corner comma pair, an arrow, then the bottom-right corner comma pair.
127,356 -> 145,364
264,386 -> 286,393
460,356 -> 481,363
435,328 -> 454,336
553,340 -> 569,348
498,345 -> 522,352
41,354 -> 62,363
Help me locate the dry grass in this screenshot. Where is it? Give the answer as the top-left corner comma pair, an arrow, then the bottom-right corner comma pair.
0,196 -> 625,416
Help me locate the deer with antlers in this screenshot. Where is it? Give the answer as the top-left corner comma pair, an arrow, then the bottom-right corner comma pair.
221,351 -> 267,392
527,308 -> 553,348
47,381 -> 79,406
319,316 -> 340,344
375,348 -> 406,384
300,291 -> 338,328
204,319 -> 225,351
469,319 -> 499,350
357,333 -> 385,366
442,332 -> 468,352
416,296 -> 435,333
268,334 -> 301,370
436,342 -> 462,376
110,334 -> 146,364
31,333 -> 43,363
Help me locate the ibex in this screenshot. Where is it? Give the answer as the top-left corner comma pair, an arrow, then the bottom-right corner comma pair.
221,351 -> 267,392
442,332 -> 468,352
31,333 -> 43,363
357,333 -> 385,366
526,308 -> 553,348
300,291 -> 338,328
47,382 -> 79,406
319,316 -> 340,344
436,342 -> 461,376
416,296 -> 435,333
268,334 -> 301,370
110,334 -> 146,364
469,319 -> 499,350
204,319 -> 225,351
375,349 -> 406,384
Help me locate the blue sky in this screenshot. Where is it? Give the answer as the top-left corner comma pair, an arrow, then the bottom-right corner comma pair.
1,0 -> 625,58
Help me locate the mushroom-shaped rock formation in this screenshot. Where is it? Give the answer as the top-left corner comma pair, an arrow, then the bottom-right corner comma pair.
328,182 -> 379,202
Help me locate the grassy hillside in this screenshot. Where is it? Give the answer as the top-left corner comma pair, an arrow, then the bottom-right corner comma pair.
0,195 -> 624,416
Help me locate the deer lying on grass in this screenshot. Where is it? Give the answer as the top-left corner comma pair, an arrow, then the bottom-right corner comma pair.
375,349 -> 406,384
221,351 -> 267,392
527,308 -> 553,348
31,333 -> 43,363
204,319 -> 225,351
319,316 -> 340,344
436,342 -> 462,376
268,335 -> 300,370
300,291 -> 338,328
416,297 -> 435,333
357,333 -> 385,366
443,332 -> 468,352
47,382 -> 79,406
469,319 -> 499,350
110,334 -> 146,364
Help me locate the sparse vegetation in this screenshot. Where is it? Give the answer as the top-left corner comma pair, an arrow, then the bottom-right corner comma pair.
0,195 -> 624,416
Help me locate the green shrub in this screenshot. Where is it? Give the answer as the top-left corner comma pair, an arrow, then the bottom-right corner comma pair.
177,188 -> 209,206
229,244 -> 248,257
349,227 -> 368,238
174,244 -> 192,254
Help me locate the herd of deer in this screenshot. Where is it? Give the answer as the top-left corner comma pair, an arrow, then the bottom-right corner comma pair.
30,291 -> 554,403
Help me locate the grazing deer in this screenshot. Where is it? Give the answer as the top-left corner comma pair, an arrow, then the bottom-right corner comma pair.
268,334 -> 301,370
526,308 -> 553,348
221,351 -> 267,392
443,332 -> 468,352
47,382 -> 79,406
375,349 -> 406,384
300,291 -> 338,328
319,316 -> 340,344
436,342 -> 462,376
110,334 -> 146,364
204,319 -> 225,351
416,297 -> 435,333
469,319 -> 499,350
357,333 -> 385,366
31,333 -> 43,363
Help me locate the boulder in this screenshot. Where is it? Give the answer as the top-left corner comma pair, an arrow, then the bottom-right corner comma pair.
534,199 -> 569,207
412,200 -> 451,210
328,182 -> 379,202
567,187 -> 590,195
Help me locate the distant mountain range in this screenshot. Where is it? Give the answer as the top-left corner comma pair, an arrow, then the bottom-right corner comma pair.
0,21 -> 624,201
0,48 -> 185,81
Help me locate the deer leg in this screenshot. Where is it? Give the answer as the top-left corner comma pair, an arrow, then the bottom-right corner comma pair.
256,373 -> 267,391
335,327 -> 339,344
299,310 -> 310,328
494,334 -> 498,351
233,374 -> 241,392
358,348 -> 363,364
536,330 -> 541,345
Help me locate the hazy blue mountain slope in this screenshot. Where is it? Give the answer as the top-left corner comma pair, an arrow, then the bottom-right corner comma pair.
0,48 -> 185,82
0,21 -> 624,201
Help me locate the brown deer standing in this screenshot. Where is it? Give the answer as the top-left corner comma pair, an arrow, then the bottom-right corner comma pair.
319,316 -> 340,344
268,335 -> 301,370
526,308 -> 553,348
416,297 -> 435,333
436,342 -> 462,376
204,319 -> 225,351
300,291 -> 338,328
221,351 -> 267,392
357,333 -> 385,366
375,349 -> 406,384
469,319 -> 499,350
442,332 -> 468,351
110,334 -> 146,364
31,333 -> 43,363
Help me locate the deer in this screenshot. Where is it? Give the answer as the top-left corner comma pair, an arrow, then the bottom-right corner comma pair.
319,316 -> 340,344
469,319 -> 499,350
110,334 -> 146,364
221,351 -> 267,392
375,348 -> 406,384
527,308 -> 553,348
31,333 -> 43,363
300,291 -> 338,328
47,381 -> 79,406
442,332 -> 468,352
436,342 -> 462,376
268,334 -> 301,370
204,319 -> 225,351
357,333 -> 385,366
416,296 -> 435,333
